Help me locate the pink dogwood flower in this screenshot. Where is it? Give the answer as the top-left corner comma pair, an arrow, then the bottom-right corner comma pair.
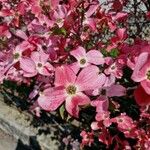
111,113 -> 135,133
70,46 -> 104,73
131,52 -> 150,95
38,65 -> 100,117
20,50 -> 53,77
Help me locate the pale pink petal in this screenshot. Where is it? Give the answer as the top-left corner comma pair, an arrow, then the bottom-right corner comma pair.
107,84 -> 126,97
104,74 -> 116,87
39,50 -> 49,63
70,46 -> 86,61
38,87 -> 66,111
86,50 -> 104,65
95,73 -> 106,88
131,52 -> 149,82
55,65 -> 76,86
88,74 -> 106,96
23,71 -> 37,77
20,58 -> 36,73
31,51 -> 40,63
91,122 -> 99,130
65,92 -> 90,118
15,30 -> 28,40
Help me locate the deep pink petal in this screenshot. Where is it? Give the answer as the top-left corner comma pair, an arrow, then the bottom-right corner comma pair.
141,80 -> 150,95
65,92 -> 90,118
84,18 -> 96,31
55,65 -> 76,86
134,85 -> 150,106
70,46 -> 86,61
107,84 -> 126,97
76,65 -> 100,91
116,28 -> 127,40
91,96 -> 109,112
87,50 -> 104,65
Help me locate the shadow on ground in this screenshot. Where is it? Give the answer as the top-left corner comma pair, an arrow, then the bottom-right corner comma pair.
16,137 -> 41,150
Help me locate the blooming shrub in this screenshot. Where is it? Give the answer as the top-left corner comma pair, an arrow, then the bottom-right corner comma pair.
0,0 -> 150,149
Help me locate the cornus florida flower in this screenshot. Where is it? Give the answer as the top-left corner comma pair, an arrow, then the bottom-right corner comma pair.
131,52 -> 150,95
38,65 -> 100,117
20,50 -> 54,77
70,46 -> 104,73
111,113 -> 135,133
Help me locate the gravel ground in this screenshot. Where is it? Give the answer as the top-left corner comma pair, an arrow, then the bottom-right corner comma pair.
0,129 -> 17,150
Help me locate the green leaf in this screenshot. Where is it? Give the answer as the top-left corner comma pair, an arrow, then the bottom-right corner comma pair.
101,48 -> 108,57
109,48 -> 119,58
53,27 -> 67,36
59,105 -> 65,119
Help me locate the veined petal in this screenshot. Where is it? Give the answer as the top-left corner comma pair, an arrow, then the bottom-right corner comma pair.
69,62 -> 80,74
95,73 -> 106,88
31,51 -> 40,63
55,65 -> 76,86
15,29 -> 28,40
87,50 -> 104,65
20,58 -> 36,73
38,87 -> 66,111
76,65 -> 99,91
40,50 -> 49,63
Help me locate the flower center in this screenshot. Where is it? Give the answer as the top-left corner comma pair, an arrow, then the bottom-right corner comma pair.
66,85 -> 77,95
118,118 -> 123,123
80,58 -> 86,65
147,70 -> 150,80
37,63 -> 43,68
13,53 -> 20,60
101,89 -> 106,95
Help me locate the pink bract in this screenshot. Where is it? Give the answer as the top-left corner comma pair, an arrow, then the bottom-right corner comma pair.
38,65 -> 100,117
